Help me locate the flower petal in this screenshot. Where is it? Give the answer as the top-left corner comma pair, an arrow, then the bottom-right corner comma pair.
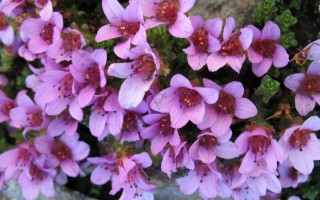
284,73 -> 305,92
295,93 -> 316,116
207,53 -> 227,72
168,13 -> 193,38
252,58 -> 273,77
235,98 -> 258,119
289,148 -> 314,175
261,21 -> 280,40
223,81 -> 244,98
95,25 -> 121,42
273,44 -> 289,68
102,0 -> 124,24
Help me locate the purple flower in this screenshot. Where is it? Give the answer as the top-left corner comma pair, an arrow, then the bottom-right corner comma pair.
198,79 -> 258,136
34,0 -> 53,21
279,116 -> 320,175
139,0 -> 195,38
71,49 -> 107,108
207,17 -> 253,73
150,74 -> 219,128
47,111 -> 78,137
141,113 -> 180,155
34,68 -> 83,121
35,133 -> 90,177
176,161 -> 228,199
247,21 -> 289,77
95,0 -> 147,59
161,142 -> 194,177
0,142 -> 37,181
89,88 -> 124,138
0,11 -> 14,45
303,39 -> 320,61
184,16 -> 222,70
235,126 -> 284,176
0,0 -> 24,16
108,43 -> 160,108
88,152 -> 116,185
47,28 -> 86,62
20,12 -> 63,54
18,157 -> 56,200
278,159 -> 308,188
0,90 -> 15,123
0,74 -> 8,87
9,90 -> 49,135
189,129 -> 239,164
114,101 -> 148,144
284,61 -> 320,116
110,152 -> 156,200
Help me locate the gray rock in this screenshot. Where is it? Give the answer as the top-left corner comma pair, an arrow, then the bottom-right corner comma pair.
189,0 -> 262,27
0,181 -> 96,200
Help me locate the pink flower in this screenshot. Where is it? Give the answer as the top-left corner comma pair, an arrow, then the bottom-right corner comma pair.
150,74 -> 219,128
108,43 -> 160,108
176,161 -> 229,199
141,113 -> 180,155
0,90 -> 15,123
161,142 -> 194,177
235,126 -> 284,176
278,159 -> 308,188
47,28 -> 86,62
0,74 -> 8,87
20,12 -> 63,54
247,21 -> 289,77
71,49 -> 107,108
284,61 -> 320,116
34,0 -> 53,21
198,79 -> 257,136
34,133 -> 90,177
0,142 -> 37,181
207,17 -> 253,73
89,88 -> 124,138
139,0 -> 195,38
0,11 -> 14,45
110,152 -> 156,200
114,101 -> 148,144
189,129 -> 239,164
18,157 -> 56,200
95,0 -> 147,59
0,0 -> 24,16
183,16 -> 222,70
88,152 -> 116,185
304,39 -> 320,61
9,90 -> 49,135
47,111 -> 78,137
34,67 -> 83,121
279,116 -> 320,175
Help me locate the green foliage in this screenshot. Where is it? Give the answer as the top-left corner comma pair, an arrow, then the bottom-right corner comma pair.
254,75 -> 280,104
252,0 -> 299,48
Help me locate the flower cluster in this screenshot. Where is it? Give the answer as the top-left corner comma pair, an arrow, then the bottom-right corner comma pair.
0,0 -> 319,200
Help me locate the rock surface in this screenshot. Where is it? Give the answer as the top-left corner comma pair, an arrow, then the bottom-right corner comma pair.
189,0 -> 261,27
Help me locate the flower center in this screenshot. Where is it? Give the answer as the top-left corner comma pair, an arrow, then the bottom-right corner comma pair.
122,112 -> 138,133
220,33 -> 243,56
27,111 -> 43,127
288,167 -> 299,181
248,135 -> 271,155
133,55 -> 157,81
298,74 -> 320,96
179,88 -> 202,107
54,74 -> 74,99
36,0 -> 48,7
52,141 -> 72,161
214,91 -> 236,115
16,148 -> 32,166
81,63 -> 101,87
251,39 -> 276,58
40,23 -> 54,44
61,31 -> 82,53
289,129 -> 310,148
155,0 -> 179,25
159,115 -> 174,137
199,135 -> 218,149
0,12 -> 8,31
1,102 -> 14,116
29,164 -> 45,182
116,21 -> 140,37
191,27 -> 209,53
